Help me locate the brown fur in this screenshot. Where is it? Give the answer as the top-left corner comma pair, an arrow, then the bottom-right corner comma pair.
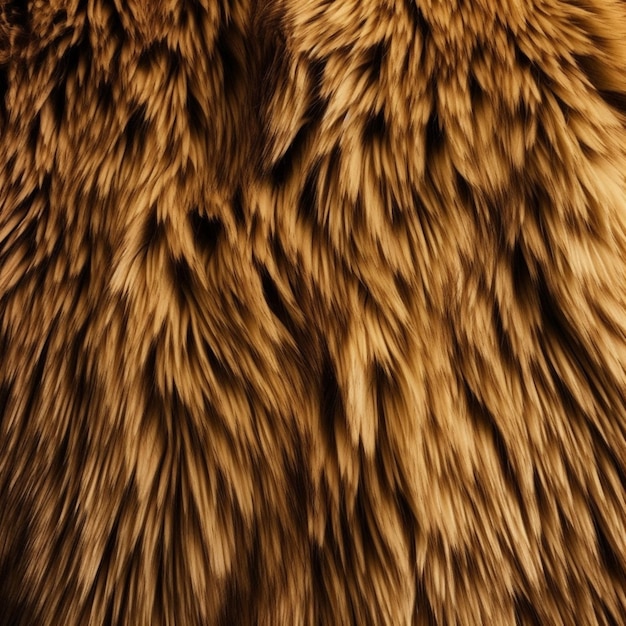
1,1 -> 626,624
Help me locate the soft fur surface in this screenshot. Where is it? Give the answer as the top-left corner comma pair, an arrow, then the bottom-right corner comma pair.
1,0 -> 626,624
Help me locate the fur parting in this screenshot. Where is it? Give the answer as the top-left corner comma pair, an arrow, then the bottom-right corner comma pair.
1,0 -> 626,624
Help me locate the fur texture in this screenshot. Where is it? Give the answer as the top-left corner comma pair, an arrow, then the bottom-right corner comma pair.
1,0 -> 626,624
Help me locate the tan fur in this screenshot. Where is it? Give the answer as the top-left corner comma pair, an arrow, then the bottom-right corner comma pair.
1,1 -> 626,624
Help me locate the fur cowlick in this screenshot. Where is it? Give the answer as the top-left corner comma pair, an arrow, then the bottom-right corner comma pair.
1,1 -> 626,624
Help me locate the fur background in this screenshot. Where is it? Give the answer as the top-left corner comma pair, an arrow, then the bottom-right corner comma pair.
1,0 -> 626,624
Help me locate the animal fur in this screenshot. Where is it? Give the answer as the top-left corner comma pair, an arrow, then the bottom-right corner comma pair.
1,0 -> 626,624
